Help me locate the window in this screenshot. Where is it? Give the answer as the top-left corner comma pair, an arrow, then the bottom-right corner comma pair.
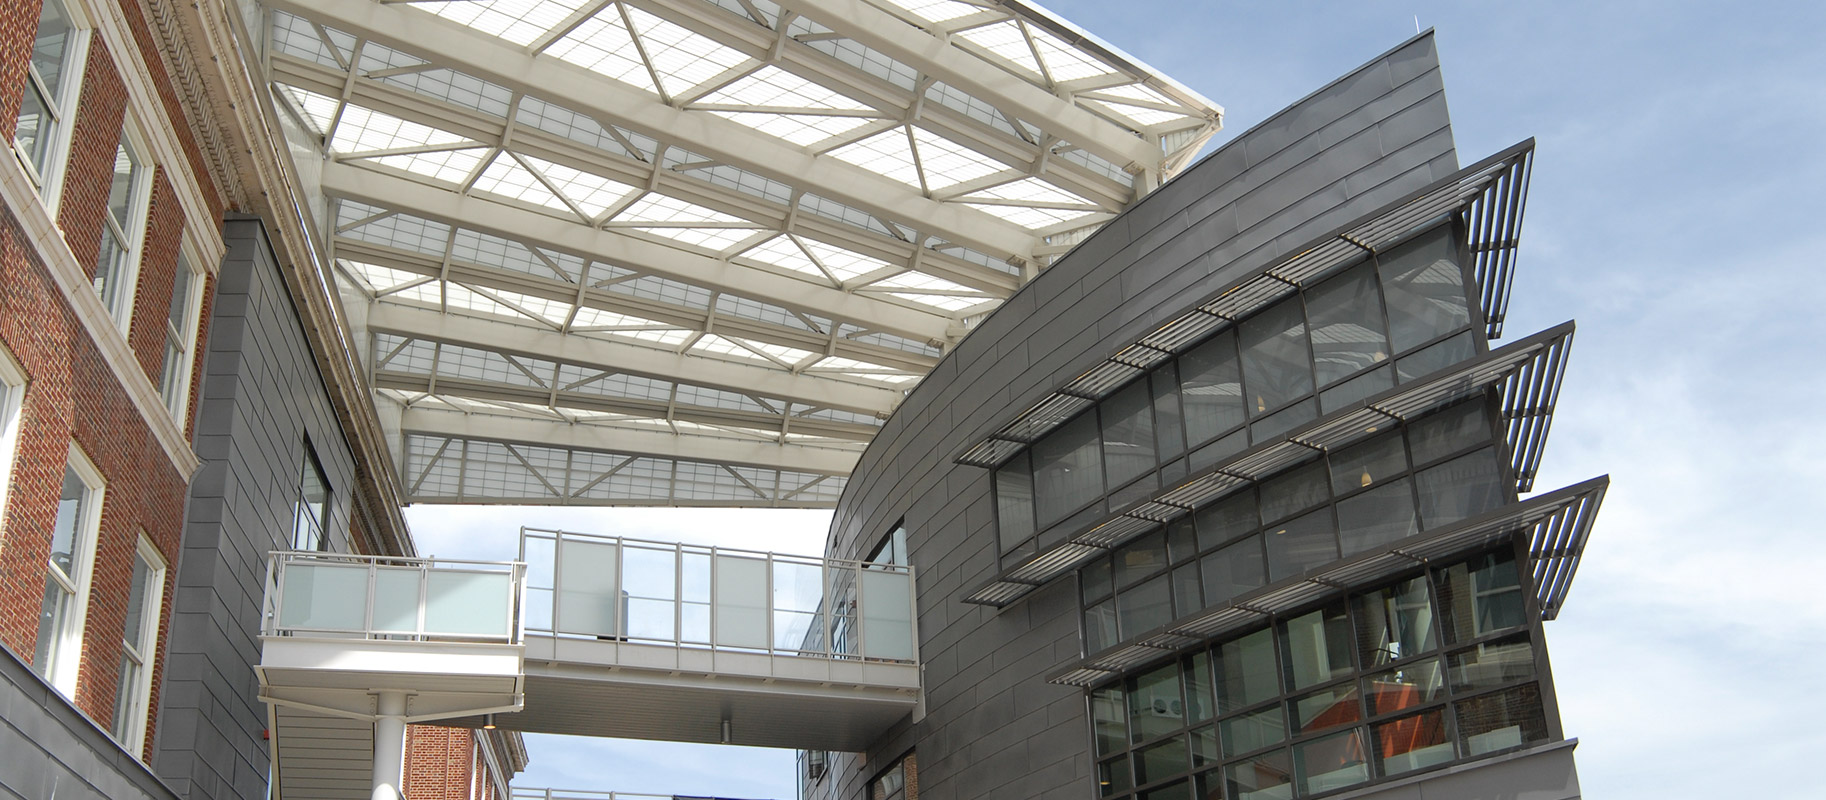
158,250 -> 203,420
866,523 -> 907,567
94,128 -> 153,327
111,536 -> 164,755
34,446 -> 104,696
0,345 -> 26,524
13,0 -> 84,195
1089,548 -> 1550,800
292,446 -> 330,550
870,752 -> 913,800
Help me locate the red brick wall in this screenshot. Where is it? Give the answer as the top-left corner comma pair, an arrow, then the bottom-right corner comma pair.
53,37 -> 127,282
125,170 -> 181,379
0,0 -> 39,143
0,201 -> 187,742
405,725 -> 477,800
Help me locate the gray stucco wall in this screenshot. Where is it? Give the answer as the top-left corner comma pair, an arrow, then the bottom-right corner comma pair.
822,34 -> 1464,800
0,644 -> 182,800
150,218 -> 365,800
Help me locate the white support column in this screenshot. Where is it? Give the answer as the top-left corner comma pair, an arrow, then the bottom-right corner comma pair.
372,690 -> 409,800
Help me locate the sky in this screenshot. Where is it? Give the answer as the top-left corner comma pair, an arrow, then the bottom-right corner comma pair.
407,2 -> 1826,797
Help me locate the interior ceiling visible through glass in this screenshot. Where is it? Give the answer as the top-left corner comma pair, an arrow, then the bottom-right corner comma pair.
264,0 -> 1222,504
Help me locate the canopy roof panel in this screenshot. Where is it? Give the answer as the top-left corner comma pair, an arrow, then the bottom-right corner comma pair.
262,0 -> 1223,505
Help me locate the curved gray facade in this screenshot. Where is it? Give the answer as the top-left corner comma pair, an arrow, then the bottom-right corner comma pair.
815,32 -> 1594,800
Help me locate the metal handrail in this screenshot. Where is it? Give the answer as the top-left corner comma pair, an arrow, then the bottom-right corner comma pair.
520,528 -> 918,665
263,550 -> 526,644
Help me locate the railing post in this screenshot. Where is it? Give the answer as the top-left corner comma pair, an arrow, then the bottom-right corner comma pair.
906,564 -> 920,664
674,541 -> 684,647
853,562 -> 865,660
821,560 -> 833,658
613,536 -> 625,641
765,551 -> 775,656
708,545 -> 719,650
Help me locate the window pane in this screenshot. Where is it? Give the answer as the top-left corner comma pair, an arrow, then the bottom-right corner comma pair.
1084,555 -> 1114,602
1435,551 -> 1526,644
1140,779 -> 1191,800
1172,564 -> 1201,621
1306,262 -> 1390,387
1186,430 -> 1245,473
1454,683 -> 1549,755
1099,756 -> 1133,797
15,83 -> 53,174
1093,687 -> 1128,756
1180,331 -> 1244,446
1259,460 -> 1327,523
1168,517 -> 1197,562
1117,574 -> 1173,639
1353,576 -> 1436,667
1337,478 -> 1419,557
1217,628 -> 1278,713
1319,365 -> 1392,413
1293,729 -> 1369,795
1103,381 -> 1157,488
1239,301 -> 1312,417
107,142 -> 144,227
1033,412 -> 1103,528
1136,737 -> 1189,785
1330,434 -> 1407,496
1407,398 -> 1493,465
1194,491 -> 1257,551
1396,331 -> 1476,383
32,1 -> 75,99
1115,529 -> 1169,588
1085,599 -> 1118,654
121,552 -> 153,645
1186,652 -> 1215,723
33,579 -> 70,678
1373,709 -> 1452,776
94,230 -> 131,320
49,466 -> 87,576
1153,363 -> 1186,458
1263,508 -> 1337,582
1224,749 -> 1293,800
1200,536 -> 1265,607
1248,398 -> 1315,443
1191,724 -> 1219,766
1364,659 -> 1444,716
1415,449 -> 1506,530
1447,632 -> 1535,692
1281,603 -> 1352,691
1378,226 -> 1470,352
111,652 -> 142,742
1219,705 -> 1285,757
166,257 -> 194,330
995,452 -> 1034,552
1128,663 -> 1184,742
1289,683 -> 1360,736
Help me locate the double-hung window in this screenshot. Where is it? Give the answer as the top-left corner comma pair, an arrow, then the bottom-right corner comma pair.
94,129 -> 152,327
292,447 -> 330,550
34,446 -> 104,696
157,251 -> 202,419
13,0 -> 84,195
111,536 -> 164,755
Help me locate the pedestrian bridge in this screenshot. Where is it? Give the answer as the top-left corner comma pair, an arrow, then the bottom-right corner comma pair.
256,533 -> 919,799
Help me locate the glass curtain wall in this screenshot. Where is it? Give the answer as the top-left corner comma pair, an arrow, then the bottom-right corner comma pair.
1089,547 -> 1553,800
994,223 -> 1478,561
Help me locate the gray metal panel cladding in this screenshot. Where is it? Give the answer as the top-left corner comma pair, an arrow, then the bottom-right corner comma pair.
152,219 -> 367,800
0,646 -> 182,800
820,32 -> 1463,800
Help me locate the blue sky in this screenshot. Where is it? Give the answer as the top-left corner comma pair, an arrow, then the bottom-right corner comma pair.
409,2 -> 1826,797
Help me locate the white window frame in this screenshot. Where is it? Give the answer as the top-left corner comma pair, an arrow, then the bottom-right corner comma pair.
35,443 -> 104,697
93,121 -> 154,330
0,344 -> 26,529
109,533 -> 164,756
157,245 -> 203,422
11,0 -> 90,208
292,445 -> 331,551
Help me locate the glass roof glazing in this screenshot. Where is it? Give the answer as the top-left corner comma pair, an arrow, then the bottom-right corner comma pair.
267,0 -> 1221,505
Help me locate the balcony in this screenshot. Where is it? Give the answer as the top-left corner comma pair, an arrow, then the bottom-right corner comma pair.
448,529 -> 921,751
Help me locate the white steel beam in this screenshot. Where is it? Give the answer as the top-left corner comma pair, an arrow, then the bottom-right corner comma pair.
365,302 -> 905,415
265,0 -> 1042,261
333,237 -> 941,374
323,160 -> 954,345
771,0 -> 1163,171
395,403 -> 860,476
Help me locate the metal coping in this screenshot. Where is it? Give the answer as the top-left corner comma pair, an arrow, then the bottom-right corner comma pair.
1046,475 -> 1610,687
961,320 -> 1575,607
956,140 -> 1537,469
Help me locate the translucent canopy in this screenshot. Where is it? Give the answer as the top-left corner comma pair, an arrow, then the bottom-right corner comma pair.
261,0 -> 1223,505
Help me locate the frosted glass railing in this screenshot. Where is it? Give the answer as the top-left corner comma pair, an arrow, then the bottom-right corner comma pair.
520,529 -> 917,664
264,551 -> 524,643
